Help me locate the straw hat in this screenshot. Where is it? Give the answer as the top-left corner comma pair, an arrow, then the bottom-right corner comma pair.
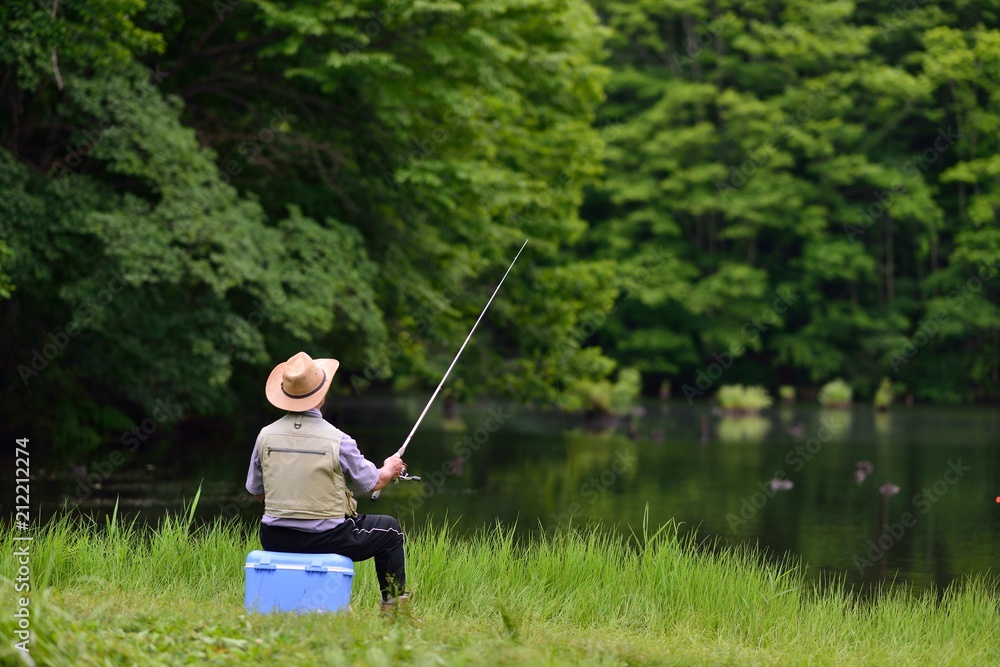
265,352 -> 340,411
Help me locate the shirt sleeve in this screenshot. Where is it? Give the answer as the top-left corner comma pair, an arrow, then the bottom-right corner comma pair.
246,436 -> 264,496
339,434 -> 379,495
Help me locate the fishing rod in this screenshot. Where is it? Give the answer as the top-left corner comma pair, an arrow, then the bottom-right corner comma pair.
372,238 -> 529,501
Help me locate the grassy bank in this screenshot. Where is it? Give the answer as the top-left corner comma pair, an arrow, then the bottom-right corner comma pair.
1,507 -> 997,666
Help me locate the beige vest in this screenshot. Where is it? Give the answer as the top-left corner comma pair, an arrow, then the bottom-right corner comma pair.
258,412 -> 358,519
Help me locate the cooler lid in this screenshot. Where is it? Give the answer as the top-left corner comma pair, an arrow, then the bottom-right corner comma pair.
245,550 -> 354,574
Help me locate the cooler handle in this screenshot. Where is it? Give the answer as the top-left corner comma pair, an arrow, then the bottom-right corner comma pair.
252,553 -> 276,570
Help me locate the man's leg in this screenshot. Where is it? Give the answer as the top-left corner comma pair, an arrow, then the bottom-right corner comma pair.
334,515 -> 406,599
261,516 -> 406,600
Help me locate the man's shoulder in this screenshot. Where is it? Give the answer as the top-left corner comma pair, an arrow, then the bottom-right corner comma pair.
258,413 -> 348,439
257,414 -> 292,435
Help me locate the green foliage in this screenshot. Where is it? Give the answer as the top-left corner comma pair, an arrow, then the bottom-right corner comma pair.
875,377 -> 895,410
610,366 -> 641,413
560,363 -> 640,416
0,0 -> 621,455
717,384 -> 773,414
584,0 -> 999,402
0,240 -> 14,299
2,0 -> 998,461
0,0 -> 167,89
779,385 -> 796,401
818,378 -> 854,407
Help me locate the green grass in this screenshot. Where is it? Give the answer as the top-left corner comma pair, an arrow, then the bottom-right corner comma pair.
1,505 -> 997,666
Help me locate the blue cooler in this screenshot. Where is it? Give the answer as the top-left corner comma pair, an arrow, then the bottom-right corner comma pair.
244,550 -> 354,613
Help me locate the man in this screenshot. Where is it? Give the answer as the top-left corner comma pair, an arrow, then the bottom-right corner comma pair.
246,351 -> 410,610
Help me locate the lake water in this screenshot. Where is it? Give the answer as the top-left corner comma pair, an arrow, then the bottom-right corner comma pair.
24,398 -> 1000,592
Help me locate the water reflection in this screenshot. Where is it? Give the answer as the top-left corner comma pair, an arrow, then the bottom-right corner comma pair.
874,411 -> 891,440
818,407 -> 852,439
717,415 -> 771,442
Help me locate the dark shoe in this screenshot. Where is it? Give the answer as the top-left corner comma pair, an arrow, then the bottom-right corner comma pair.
380,591 -> 413,613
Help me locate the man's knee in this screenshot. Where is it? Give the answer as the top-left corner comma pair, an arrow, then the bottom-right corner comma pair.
387,516 -> 404,541
370,513 -> 404,541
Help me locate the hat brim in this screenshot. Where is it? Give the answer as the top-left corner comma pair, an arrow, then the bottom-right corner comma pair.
265,358 -> 340,411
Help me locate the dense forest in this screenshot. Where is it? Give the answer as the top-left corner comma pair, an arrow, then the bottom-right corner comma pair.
1,0 -> 997,457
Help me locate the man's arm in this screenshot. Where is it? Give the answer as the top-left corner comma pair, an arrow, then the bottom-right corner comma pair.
340,435 -> 405,495
246,438 -> 265,501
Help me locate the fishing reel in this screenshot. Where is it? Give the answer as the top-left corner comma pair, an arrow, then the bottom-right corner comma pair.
371,466 -> 420,501
396,467 -> 421,482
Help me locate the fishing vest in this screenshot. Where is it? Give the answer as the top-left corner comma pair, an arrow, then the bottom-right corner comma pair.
257,412 -> 358,520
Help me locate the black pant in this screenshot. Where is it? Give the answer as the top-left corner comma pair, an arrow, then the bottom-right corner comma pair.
260,515 -> 406,601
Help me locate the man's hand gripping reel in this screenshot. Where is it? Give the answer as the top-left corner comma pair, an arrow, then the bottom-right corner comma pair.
371,441 -> 421,501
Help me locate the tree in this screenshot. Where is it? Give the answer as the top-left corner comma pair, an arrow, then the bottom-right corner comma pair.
584,0 -> 998,401
0,0 -> 629,457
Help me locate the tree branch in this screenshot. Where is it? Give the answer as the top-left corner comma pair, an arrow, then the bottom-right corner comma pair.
51,0 -> 63,91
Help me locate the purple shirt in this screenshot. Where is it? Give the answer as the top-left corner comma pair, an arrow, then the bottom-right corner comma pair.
246,408 -> 379,532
